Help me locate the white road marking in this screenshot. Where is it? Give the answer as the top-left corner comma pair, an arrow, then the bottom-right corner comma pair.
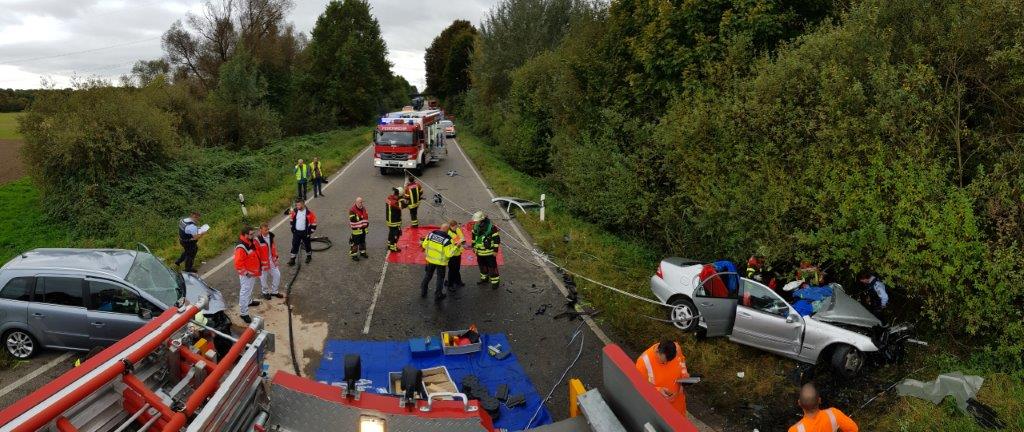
200,145 -> 373,280
0,352 -> 73,397
361,255 -> 391,334
450,140 -> 614,346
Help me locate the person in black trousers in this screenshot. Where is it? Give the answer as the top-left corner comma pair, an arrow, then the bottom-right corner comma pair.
311,157 -> 325,198
445,219 -> 466,290
175,211 -> 204,272
287,200 -> 318,266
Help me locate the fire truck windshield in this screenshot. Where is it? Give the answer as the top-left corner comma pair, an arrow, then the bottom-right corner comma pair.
375,131 -> 414,145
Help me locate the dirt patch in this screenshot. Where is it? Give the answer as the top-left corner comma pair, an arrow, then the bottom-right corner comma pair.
0,139 -> 25,184
233,299 -> 329,376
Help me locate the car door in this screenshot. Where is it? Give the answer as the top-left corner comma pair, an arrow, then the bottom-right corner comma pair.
27,276 -> 89,349
691,277 -> 738,337
729,279 -> 804,357
85,278 -> 149,346
0,276 -> 34,328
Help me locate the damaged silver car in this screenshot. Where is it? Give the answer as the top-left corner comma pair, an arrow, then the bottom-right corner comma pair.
651,259 -> 913,378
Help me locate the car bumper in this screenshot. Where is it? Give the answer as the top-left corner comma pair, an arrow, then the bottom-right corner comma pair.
373,158 -> 417,169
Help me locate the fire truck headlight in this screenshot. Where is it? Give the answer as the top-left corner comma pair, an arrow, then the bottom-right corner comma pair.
359,415 -> 385,432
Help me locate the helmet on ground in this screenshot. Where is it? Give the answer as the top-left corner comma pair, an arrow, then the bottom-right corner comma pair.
472,211 -> 485,222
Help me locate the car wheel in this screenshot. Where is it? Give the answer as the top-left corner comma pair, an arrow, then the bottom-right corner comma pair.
380,167 -> 389,176
669,297 -> 699,332
4,329 -> 38,359
830,345 -> 864,380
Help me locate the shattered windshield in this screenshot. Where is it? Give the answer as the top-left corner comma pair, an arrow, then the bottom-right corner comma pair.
376,131 -> 414,145
125,252 -> 183,308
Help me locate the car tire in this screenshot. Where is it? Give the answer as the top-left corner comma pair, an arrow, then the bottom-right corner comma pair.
4,329 -> 38,359
380,167 -> 389,176
669,297 -> 699,332
830,345 -> 864,380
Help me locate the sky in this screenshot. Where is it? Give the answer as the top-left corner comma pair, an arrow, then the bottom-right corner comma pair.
0,0 -> 496,90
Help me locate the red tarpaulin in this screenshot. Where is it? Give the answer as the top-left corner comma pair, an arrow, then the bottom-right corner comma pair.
387,224 -> 505,266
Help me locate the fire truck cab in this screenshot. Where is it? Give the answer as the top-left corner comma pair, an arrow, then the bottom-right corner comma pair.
373,108 -> 445,175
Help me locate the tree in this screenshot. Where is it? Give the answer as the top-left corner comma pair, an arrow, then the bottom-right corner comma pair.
299,0 -> 398,127
424,20 -> 477,100
201,50 -> 281,149
124,59 -> 171,87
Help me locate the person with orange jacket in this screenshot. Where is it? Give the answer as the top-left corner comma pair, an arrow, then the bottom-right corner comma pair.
789,383 -> 859,432
636,340 -> 690,416
256,222 -> 283,300
234,226 -> 262,324
288,199 -> 318,266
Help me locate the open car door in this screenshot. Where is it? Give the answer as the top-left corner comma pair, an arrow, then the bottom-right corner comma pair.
692,274 -> 737,337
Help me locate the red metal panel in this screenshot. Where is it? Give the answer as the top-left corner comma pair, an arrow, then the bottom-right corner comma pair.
601,344 -> 698,432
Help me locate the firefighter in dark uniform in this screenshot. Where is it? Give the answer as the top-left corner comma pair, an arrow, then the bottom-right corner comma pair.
472,211 -> 501,289
386,187 -> 408,253
349,197 -> 369,261
404,175 -> 422,227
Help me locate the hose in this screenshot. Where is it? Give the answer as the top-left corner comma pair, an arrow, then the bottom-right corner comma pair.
309,236 -> 333,252
283,247 -> 304,377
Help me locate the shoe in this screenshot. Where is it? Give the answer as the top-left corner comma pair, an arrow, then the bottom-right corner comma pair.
447,285 -> 458,293
240,315 -> 252,324
248,301 -> 261,307
272,293 -> 284,299
477,279 -> 488,285
351,255 -> 359,261
421,290 -> 428,299
456,282 -> 465,289
262,294 -> 272,300
288,257 -> 296,266
360,251 -> 368,258
435,293 -> 447,301
491,283 -> 499,290
305,255 -> 312,264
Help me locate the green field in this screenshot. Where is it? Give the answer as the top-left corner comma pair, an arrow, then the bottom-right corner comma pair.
0,112 -> 22,140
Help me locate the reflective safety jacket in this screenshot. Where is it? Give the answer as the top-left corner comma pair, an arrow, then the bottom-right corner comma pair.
635,342 -> 689,416
289,208 -> 318,232
178,218 -> 197,243
448,226 -> 465,257
311,161 -> 323,179
233,236 -> 262,277
472,219 -> 501,256
256,232 -> 278,269
421,230 -> 456,266
788,408 -> 859,432
405,181 -> 422,209
349,204 -> 369,235
385,195 -> 405,227
294,163 -> 309,181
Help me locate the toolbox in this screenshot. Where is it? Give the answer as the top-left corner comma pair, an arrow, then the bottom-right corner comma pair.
441,329 -> 482,355
408,336 -> 442,357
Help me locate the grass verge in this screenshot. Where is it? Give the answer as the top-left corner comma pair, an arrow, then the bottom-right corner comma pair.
0,112 -> 21,140
457,129 -> 1024,431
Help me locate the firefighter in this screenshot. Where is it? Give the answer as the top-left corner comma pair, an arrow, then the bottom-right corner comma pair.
294,158 -> 310,201
789,383 -> 859,432
256,222 -> 283,300
174,211 -> 204,272
311,156 -> 326,198
445,219 -> 466,290
288,199 -> 318,266
471,211 -> 501,289
386,187 -> 408,253
234,226 -> 262,324
635,340 -> 689,417
404,174 -> 422,227
349,197 -> 369,261
420,223 -> 458,300
746,255 -> 779,291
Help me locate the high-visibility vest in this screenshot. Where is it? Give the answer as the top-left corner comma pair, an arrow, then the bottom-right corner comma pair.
789,408 -> 858,432
311,161 -> 323,179
472,221 -> 500,256
405,182 -> 421,208
635,342 -> 688,416
295,164 -> 309,181
448,227 -> 464,257
349,205 -> 369,235
421,230 -> 455,266
385,198 -> 403,227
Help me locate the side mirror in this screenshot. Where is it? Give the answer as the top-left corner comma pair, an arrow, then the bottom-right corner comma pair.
138,308 -> 153,320
786,313 -> 799,324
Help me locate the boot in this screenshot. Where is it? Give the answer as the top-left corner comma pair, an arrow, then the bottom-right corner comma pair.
477,275 -> 488,285
360,250 -> 369,258
305,254 -> 312,264
351,254 -> 359,261
240,315 -> 252,324
288,257 -> 296,266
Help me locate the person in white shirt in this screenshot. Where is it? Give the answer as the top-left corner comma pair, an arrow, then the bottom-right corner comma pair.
175,211 -> 204,272
287,199 -> 318,266
257,222 -> 283,300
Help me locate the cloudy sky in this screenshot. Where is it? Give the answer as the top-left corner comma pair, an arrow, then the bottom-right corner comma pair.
0,0 -> 496,90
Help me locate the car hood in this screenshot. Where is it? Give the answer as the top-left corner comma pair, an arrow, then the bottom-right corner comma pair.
813,284 -> 881,328
181,272 -> 227,314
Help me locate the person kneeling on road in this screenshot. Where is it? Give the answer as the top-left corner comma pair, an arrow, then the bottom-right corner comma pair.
288,199 -> 318,266
420,223 -> 458,301
471,211 -> 501,289
256,222 -> 283,300
233,226 -> 262,324
636,340 -> 690,417
789,383 -> 859,432
349,197 -> 369,261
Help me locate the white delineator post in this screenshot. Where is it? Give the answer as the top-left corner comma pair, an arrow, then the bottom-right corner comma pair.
540,193 -> 546,222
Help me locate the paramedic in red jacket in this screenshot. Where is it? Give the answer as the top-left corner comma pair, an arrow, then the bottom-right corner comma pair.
256,222 -> 283,300
234,226 -> 262,324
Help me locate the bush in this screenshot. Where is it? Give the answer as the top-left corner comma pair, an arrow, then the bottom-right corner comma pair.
200,51 -> 282,149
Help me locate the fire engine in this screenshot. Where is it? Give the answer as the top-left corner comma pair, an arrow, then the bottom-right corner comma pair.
373,108 -> 445,176
0,296 -> 700,432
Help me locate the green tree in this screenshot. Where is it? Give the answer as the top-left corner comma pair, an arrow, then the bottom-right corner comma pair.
299,0 -> 396,127
424,20 -> 477,101
201,50 -> 281,149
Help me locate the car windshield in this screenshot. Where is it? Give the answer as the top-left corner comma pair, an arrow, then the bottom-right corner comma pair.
376,131 -> 414,145
441,121 -> 453,128
125,252 -> 183,308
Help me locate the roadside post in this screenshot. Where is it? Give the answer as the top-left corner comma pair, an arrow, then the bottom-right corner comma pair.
540,194 -> 546,222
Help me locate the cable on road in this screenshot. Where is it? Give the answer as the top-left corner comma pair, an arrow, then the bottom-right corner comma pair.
282,246 -> 308,377
524,320 -> 586,430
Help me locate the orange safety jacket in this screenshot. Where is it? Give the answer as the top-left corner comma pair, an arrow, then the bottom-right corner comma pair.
635,342 -> 689,416
233,236 -> 262,277
256,232 -> 278,269
788,408 -> 859,432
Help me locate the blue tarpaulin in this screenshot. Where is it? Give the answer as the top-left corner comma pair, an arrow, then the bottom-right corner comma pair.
713,260 -> 739,294
315,333 -> 552,430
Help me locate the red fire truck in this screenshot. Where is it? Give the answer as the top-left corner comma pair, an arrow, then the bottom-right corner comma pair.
373,108 -> 445,175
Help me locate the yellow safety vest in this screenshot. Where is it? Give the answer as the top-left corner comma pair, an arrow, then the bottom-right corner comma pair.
421,231 -> 455,266
448,227 -> 464,257
295,164 -> 309,181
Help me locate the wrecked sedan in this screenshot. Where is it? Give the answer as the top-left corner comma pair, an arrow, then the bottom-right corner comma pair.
651,258 -> 909,378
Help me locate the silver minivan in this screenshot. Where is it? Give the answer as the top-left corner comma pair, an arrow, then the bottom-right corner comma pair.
0,248 -> 227,359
